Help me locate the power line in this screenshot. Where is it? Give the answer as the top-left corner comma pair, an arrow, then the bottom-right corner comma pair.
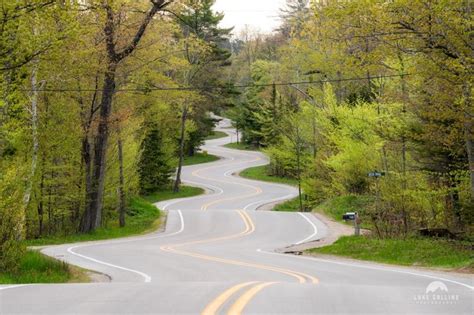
21,73 -> 412,93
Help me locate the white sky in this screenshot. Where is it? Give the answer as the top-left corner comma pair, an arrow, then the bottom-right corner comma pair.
213,0 -> 287,36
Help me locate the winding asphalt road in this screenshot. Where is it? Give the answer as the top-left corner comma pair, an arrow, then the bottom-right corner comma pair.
1,118 -> 472,314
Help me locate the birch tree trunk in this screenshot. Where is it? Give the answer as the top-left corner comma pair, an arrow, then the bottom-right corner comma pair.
20,59 -> 41,239
174,104 -> 188,193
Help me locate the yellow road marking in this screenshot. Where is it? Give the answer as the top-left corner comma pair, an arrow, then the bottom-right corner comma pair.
201,281 -> 258,315
160,211 -> 252,251
189,154 -> 264,211
227,282 -> 278,315
160,211 -> 319,284
201,185 -> 262,211
240,211 -> 255,236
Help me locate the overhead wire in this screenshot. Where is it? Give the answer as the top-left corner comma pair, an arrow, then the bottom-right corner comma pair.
20,73 -> 413,93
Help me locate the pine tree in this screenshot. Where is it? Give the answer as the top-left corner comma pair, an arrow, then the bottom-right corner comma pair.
138,127 -> 173,195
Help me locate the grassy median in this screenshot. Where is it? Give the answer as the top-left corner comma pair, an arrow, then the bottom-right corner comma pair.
183,152 -> 220,166
239,165 -> 298,186
206,130 -> 228,140
223,142 -> 256,151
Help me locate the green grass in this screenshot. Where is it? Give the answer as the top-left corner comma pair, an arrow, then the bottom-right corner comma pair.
314,195 -> 373,223
0,250 -> 87,284
239,165 -> 299,186
308,235 -> 474,270
274,195 -> 308,212
205,131 -> 228,140
13,186 -> 204,284
224,142 -> 257,151
183,152 -> 220,166
142,185 -> 204,203
26,186 -> 204,246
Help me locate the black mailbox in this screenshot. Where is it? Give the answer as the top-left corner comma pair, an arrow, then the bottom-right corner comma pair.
342,212 -> 356,221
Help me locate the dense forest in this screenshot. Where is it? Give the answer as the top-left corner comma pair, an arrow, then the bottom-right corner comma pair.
227,0 -> 473,239
0,0 -> 233,272
0,0 -> 472,274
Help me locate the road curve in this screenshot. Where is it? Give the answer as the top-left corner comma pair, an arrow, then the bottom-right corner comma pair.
0,118 -> 472,314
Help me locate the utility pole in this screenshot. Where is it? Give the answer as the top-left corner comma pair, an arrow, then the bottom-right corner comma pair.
369,170 -> 385,230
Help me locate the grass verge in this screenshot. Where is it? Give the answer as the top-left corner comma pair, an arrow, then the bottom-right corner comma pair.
0,250 -> 89,284
239,165 -> 298,186
142,185 -> 204,203
26,186 -> 204,247
205,130 -> 228,140
14,185 -> 204,284
314,195 -> 373,223
307,235 -> 474,270
274,195 -> 308,212
183,152 -> 219,166
224,142 -> 257,151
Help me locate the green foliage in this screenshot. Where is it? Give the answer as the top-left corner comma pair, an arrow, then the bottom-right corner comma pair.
314,195 -> 373,223
308,236 -> 474,270
274,195 -> 310,212
226,0 -> 473,238
205,131 -> 227,140
138,127 -> 174,194
26,186 -> 203,247
239,165 -> 299,186
26,196 -> 159,246
142,186 -> 204,204
183,152 -> 219,166
223,142 -> 257,151
0,251 -> 72,284
0,166 -> 26,272
0,0 -> 234,270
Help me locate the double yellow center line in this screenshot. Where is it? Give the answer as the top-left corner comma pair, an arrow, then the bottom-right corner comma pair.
160,211 -> 317,284
160,210 -> 319,314
202,281 -> 278,315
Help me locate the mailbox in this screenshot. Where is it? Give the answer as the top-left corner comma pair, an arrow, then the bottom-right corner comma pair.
342,212 -> 356,221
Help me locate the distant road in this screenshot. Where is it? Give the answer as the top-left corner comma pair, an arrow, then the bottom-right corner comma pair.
0,118 -> 472,314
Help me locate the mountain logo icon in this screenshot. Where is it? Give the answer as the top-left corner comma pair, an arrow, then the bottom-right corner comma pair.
425,281 -> 448,294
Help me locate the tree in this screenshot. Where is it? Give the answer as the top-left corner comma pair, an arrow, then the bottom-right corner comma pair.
171,0 -> 232,192
138,126 -> 174,194
80,0 -> 173,233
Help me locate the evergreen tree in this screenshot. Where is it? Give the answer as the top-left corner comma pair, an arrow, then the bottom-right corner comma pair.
138,127 -> 174,195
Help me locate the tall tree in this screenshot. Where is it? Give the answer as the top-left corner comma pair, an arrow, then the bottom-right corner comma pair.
172,0 -> 232,192
80,0 -> 173,233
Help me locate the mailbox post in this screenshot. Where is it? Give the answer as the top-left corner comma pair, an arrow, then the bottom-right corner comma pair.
342,212 -> 360,236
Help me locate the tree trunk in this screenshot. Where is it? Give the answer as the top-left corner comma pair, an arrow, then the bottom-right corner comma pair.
21,59 -> 40,240
37,156 -> 45,237
174,105 -> 188,193
117,134 -> 126,228
465,124 -> 474,201
80,63 -> 117,233
79,1 -> 171,233
399,55 -> 409,235
296,128 -> 303,212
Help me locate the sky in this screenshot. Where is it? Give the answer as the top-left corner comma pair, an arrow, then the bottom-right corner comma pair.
212,0 -> 287,36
